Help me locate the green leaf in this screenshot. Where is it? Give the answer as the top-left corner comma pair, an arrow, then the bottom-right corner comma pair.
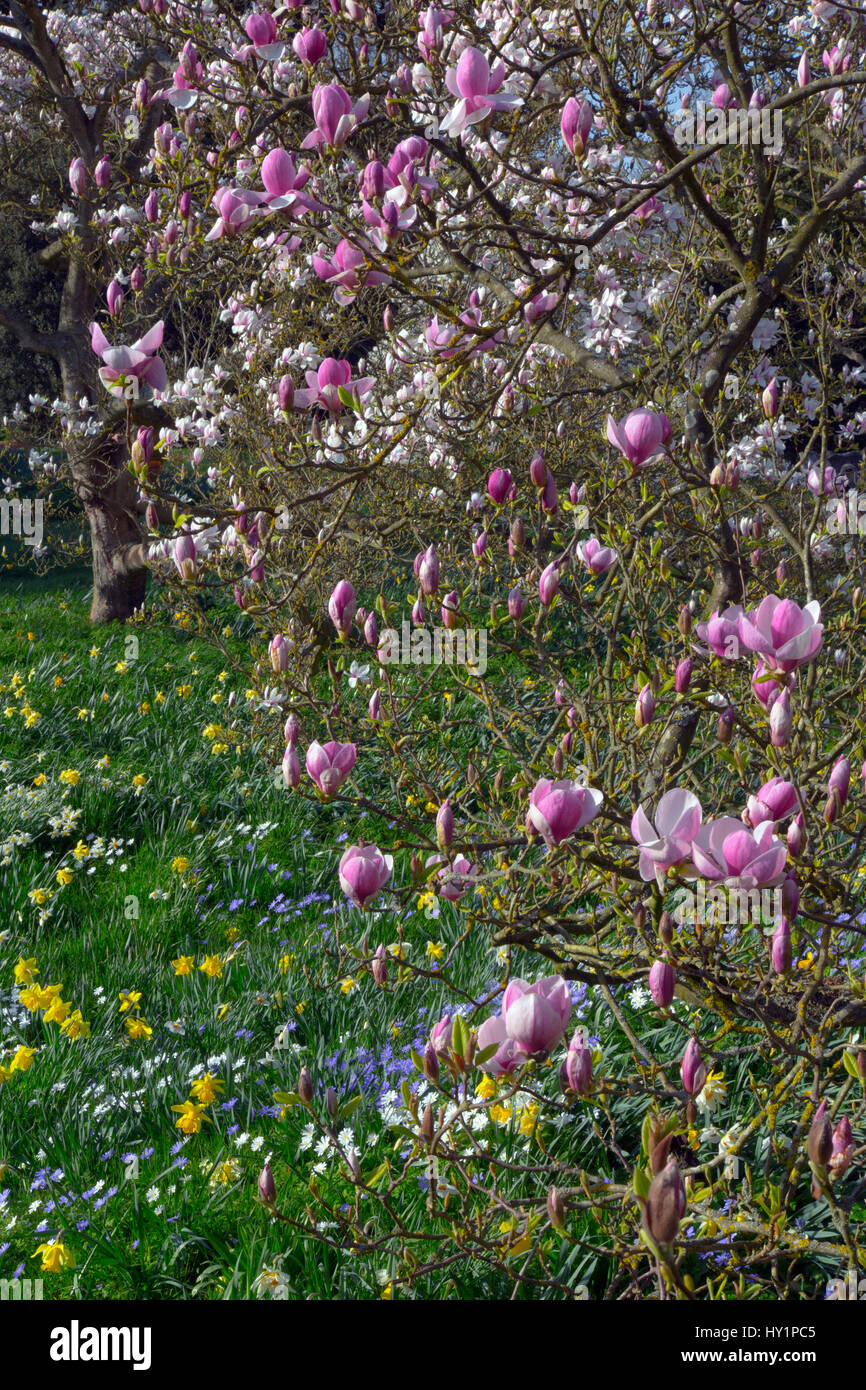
452,1013 -> 469,1059
633,1167 -> 651,1202
273,1091 -> 301,1107
337,385 -> 360,413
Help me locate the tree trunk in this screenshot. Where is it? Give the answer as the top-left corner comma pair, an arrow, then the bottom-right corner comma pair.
69,430 -> 148,624
84,493 -> 147,623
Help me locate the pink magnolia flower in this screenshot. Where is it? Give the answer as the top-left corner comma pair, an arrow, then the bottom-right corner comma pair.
306,740 -> 357,797
487,468 -> 513,504
259,149 -> 322,215
425,294 -> 503,359
743,778 -> 798,828
738,595 -> 823,673
538,561 -> 560,607
476,1014 -> 525,1077
281,744 -> 301,788
631,787 -> 703,884
166,41 -> 203,108
244,10 -> 286,59
635,683 -> 655,728
205,186 -> 267,240
576,536 -> 617,575
507,586 -> 526,621
807,464 -> 836,497
430,1015 -> 452,1052
69,157 -> 87,196
681,1038 -> 707,1095
269,633 -> 291,673
338,843 -> 392,909
328,579 -> 356,636
312,238 -> 390,306
425,853 -> 477,902
770,687 -> 793,747
173,533 -> 196,581
89,320 -> 167,397
292,26 -> 328,65
524,289 -> 559,325
605,408 -> 671,468
649,960 -> 676,1007
689,817 -> 787,889
418,544 -> 439,595
560,1030 -> 593,1095
695,605 -> 745,659
771,917 -> 792,974
750,659 -> 790,708
528,779 -> 603,847
560,97 -> 593,158
823,45 -> 850,77
439,47 -> 522,136
362,193 -> 418,252
301,84 -> 370,151
762,379 -> 780,418
293,358 -> 374,413
417,5 -> 453,62
502,976 -> 572,1057
710,82 -> 736,110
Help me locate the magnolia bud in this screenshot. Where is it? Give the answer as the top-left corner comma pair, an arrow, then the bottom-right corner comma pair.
717,706 -> 735,743
770,688 -> 792,747
436,799 -> 454,849
298,1065 -> 313,1105
423,1043 -> 440,1083
807,1101 -> 833,1170
649,959 -> 675,1007
771,917 -> 792,974
257,1162 -> 276,1204
644,1159 -> 686,1246
787,813 -> 804,857
371,943 -> 388,986
681,1038 -> 707,1095
635,684 -> 655,728
547,1186 -> 566,1230
421,1104 -> 435,1147
675,657 -> 693,694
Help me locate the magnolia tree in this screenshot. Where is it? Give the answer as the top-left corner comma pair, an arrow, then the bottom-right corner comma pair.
6,0 -> 866,1295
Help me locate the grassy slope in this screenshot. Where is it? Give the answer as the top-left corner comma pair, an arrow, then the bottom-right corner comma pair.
0,573 -> 570,1299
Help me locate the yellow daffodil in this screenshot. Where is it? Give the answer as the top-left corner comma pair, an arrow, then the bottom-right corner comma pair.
171,1100 -> 211,1134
